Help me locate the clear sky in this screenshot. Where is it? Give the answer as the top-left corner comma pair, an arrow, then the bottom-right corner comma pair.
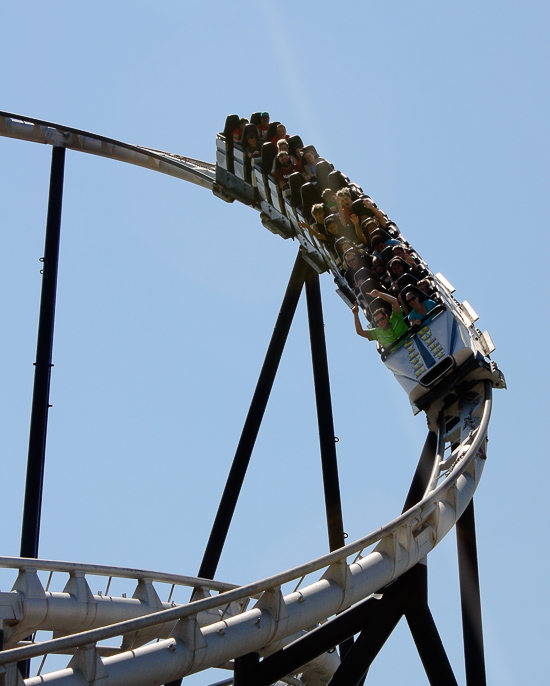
1,2 -> 548,684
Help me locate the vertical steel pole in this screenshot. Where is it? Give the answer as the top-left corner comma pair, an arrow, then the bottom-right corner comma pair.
196,253 -> 308,582
304,266 -> 352,662
456,499 -> 487,686
304,268 -> 345,552
18,145 -> 65,680
20,145 -> 66,560
234,651 -> 260,686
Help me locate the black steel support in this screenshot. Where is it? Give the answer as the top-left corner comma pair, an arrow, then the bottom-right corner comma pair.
20,145 -> 66,558
326,586 -> 403,686
234,651 -> 260,686
402,431 -> 438,513
404,565 -> 458,686
304,267 -> 346,552
18,145 -> 66,680
241,584 -> 395,686
456,499 -> 487,686
245,429 -> 458,686
243,567 -> 415,686
304,266 -> 353,660
196,253 -> 308,582
241,564 -> 456,686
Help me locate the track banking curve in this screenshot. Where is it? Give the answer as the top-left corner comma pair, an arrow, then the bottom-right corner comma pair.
0,111 -> 504,686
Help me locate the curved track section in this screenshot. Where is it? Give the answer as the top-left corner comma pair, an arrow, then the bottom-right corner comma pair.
0,112 -> 502,686
0,111 -> 215,189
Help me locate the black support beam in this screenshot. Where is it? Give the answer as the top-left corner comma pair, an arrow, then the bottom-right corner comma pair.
404,565 -> 459,686
402,431 -> 438,514
304,268 -> 346,552
18,145 -> 66,681
456,499 -> 487,686
20,145 -> 66,558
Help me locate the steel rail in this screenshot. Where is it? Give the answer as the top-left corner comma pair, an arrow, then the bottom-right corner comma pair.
0,111 -> 215,189
0,382 -> 491,673
0,558 -> 239,594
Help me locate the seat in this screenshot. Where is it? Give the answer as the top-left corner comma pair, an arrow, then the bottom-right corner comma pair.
289,172 -> 306,208
379,245 -> 394,267
222,114 -> 240,139
288,135 -> 304,156
221,114 -> 240,174
302,144 -> 319,157
240,123 -> 261,182
264,121 -> 281,144
395,274 -> 418,292
353,267 -> 376,287
315,160 -> 333,190
260,142 -> 277,175
368,297 -> 392,316
327,170 -> 349,193
300,182 -> 323,218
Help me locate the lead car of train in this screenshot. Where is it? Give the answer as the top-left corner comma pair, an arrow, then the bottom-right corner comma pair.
214,114 -> 505,427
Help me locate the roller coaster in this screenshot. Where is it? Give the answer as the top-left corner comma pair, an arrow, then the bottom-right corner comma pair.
0,111 -> 505,686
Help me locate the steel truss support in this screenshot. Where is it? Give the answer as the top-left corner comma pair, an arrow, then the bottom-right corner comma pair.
232,429 -> 460,686
230,563 -> 456,686
456,499 -> 487,686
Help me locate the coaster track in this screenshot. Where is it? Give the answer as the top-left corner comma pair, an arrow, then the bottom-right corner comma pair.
0,112 -> 504,686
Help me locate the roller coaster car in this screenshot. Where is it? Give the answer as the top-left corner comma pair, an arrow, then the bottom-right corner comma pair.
381,306 -> 505,419
215,129 -> 329,272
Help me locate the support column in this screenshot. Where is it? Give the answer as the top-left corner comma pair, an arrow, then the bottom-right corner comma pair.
404,565 -> 458,686
456,499 -> 487,686
234,651 -> 260,686
402,431 -> 438,513
196,253 -> 308,582
304,268 -> 345,551
18,145 -> 66,680
20,145 -> 66,559
304,267 -> 353,661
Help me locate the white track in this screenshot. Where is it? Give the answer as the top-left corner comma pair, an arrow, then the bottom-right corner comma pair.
0,112 -> 497,686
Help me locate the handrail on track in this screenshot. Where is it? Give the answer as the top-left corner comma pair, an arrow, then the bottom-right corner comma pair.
0,557 -> 238,594
0,381 -> 491,667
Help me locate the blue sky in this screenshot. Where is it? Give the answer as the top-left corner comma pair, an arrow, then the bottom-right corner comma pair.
1,2 -> 548,684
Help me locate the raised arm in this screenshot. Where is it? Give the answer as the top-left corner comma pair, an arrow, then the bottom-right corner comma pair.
370,289 -> 401,313
350,214 -> 367,244
362,197 -> 388,228
299,220 -> 326,241
352,302 -> 373,340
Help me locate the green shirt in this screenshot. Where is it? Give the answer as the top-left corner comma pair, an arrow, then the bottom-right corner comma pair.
369,311 -> 408,349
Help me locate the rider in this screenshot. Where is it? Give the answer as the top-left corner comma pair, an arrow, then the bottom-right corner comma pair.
352,289 -> 408,349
